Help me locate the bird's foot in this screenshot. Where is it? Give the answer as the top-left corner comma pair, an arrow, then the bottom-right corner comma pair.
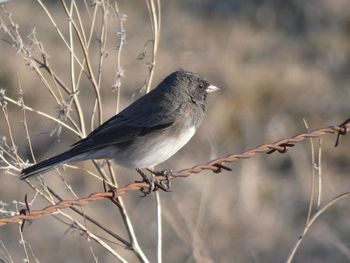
136,168 -> 156,197
135,168 -> 172,197
146,168 -> 172,191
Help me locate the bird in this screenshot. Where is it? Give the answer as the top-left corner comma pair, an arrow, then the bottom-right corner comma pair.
20,70 -> 219,180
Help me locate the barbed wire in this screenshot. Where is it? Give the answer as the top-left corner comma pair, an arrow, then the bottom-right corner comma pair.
1,119 -> 349,227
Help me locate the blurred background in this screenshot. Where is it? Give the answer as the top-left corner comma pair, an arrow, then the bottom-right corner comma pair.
1,0 -> 350,262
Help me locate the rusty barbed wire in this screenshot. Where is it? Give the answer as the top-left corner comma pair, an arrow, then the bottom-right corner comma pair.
0,119 -> 349,227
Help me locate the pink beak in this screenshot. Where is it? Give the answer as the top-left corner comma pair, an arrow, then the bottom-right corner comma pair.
206,85 -> 220,93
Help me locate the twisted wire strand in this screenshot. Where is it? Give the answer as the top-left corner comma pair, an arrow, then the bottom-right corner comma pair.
1,119 -> 349,227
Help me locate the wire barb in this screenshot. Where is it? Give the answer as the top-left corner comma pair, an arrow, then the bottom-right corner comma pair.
266,143 -> 295,154
0,119 -> 350,227
19,194 -> 30,232
212,163 -> 232,173
334,118 -> 350,147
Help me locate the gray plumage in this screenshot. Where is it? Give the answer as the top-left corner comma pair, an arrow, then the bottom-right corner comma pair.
21,70 -> 218,179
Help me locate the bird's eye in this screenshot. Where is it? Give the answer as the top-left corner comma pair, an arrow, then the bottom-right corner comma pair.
198,83 -> 204,89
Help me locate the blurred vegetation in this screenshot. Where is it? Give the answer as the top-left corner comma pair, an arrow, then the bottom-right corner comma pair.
0,0 -> 350,262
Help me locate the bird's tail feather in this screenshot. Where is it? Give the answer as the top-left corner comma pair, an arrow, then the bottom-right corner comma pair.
21,151 -> 76,180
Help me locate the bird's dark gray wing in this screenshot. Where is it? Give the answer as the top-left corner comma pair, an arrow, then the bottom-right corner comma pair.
71,91 -> 180,153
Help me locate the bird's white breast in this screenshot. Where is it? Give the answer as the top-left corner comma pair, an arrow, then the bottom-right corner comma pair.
137,125 -> 196,168
112,125 -> 197,169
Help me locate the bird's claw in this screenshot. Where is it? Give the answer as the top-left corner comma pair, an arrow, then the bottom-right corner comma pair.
147,168 -> 172,191
137,176 -> 156,197
136,168 -> 157,197
136,168 -> 172,197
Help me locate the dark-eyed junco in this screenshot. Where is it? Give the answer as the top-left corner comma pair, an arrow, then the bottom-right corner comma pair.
21,70 -> 218,180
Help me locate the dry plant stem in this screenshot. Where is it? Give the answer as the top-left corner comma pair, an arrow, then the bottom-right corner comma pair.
22,101 -> 36,164
47,162 -> 88,229
109,197 -> 150,263
23,178 -> 127,261
155,191 -> 162,263
62,1 -> 98,135
45,185 -> 131,248
90,246 -> 99,263
66,212 -> 129,263
88,0 -> 108,131
96,0 -> 108,89
107,161 -> 117,192
58,173 -> 80,201
18,222 -> 30,262
108,167 -> 149,263
79,222 -> 128,262
3,2 -> 146,261
28,244 -> 40,262
24,180 -> 127,261
32,58 -> 71,94
32,58 -> 85,135
0,240 -> 14,263
114,1 -> 125,113
65,164 -> 117,189
72,1 -> 88,45
286,192 -> 350,263
145,0 -> 161,93
31,57 -> 82,132
4,96 -> 79,136
0,149 -> 20,172
303,119 -> 316,225
190,176 -> 213,262
83,0 -> 92,18
15,203 -> 30,262
59,99 -> 83,136
0,10 -> 65,106
68,1 -> 86,137
1,107 -> 22,166
38,53 -> 64,104
24,58 -> 60,105
92,1 -> 108,108
144,2 -> 163,259
75,4 -> 99,133
92,160 -> 114,184
317,139 -> 322,208
307,146 -> 316,225
7,17 -> 64,105
61,0 -> 103,125
35,0 -> 86,70
91,162 -> 149,261
30,52 -> 83,134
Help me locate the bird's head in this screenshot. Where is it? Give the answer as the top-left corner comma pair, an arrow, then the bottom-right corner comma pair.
164,70 -> 219,108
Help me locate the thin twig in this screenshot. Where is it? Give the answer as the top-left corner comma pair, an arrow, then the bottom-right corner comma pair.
61,0 -> 103,125
155,191 -> 162,263
1,106 -> 22,166
113,1 -> 126,114
144,0 -> 161,93
303,119 -> 315,225
317,139 -> 323,208
4,96 -> 79,136
35,0 -> 86,70
23,179 -> 127,261
286,192 -> 350,263
109,176 -> 150,263
14,202 -> 30,262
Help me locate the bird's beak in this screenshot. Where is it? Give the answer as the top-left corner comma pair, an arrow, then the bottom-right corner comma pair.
206,85 -> 220,93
